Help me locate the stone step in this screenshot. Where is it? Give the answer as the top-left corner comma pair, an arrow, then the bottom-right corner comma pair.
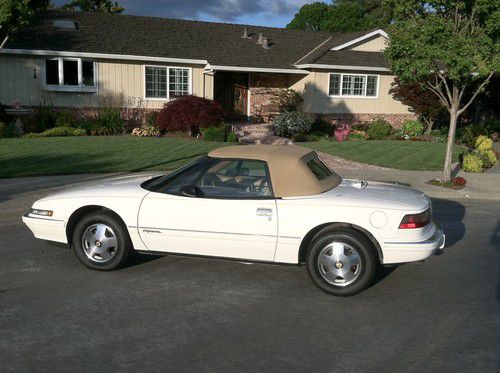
239,135 -> 293,145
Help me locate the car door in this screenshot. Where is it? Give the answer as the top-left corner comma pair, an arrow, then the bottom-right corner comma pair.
138,158 -> 278,261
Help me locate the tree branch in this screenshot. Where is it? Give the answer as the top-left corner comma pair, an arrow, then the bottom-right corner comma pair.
426,81 -> 450,111
0,35 -> 9,50
458,71 -> 494,115
437,71 -> 453,105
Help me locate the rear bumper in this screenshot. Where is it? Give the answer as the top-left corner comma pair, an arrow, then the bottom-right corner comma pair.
22,213 -> 68,244
381,223 -> 445,264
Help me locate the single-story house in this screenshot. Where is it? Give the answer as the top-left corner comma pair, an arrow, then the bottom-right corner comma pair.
0,10 -> 415,126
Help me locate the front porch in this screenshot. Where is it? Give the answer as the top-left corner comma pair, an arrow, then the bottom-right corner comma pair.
210,70 -> 304,123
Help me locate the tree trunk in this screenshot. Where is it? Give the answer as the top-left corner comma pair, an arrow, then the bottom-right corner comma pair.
423,116 -> 433,133
441,110 -> 457,182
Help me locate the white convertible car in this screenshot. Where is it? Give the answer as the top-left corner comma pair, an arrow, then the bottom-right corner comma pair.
23,145 -> 444,295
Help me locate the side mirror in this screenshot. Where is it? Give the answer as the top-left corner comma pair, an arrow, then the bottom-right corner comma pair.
180,185 -> 204,198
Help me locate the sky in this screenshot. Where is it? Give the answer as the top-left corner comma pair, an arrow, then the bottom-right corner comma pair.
51,0 -> 320,28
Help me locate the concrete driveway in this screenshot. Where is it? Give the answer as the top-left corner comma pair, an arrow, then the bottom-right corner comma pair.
0,175 -> 499,372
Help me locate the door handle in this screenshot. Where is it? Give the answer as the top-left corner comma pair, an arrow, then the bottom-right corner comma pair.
256,208 -> 273,217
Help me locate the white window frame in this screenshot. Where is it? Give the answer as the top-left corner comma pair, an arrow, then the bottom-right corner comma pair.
143,65 -> 192,101
42,57 -> 98,92
328,73 -> 379,99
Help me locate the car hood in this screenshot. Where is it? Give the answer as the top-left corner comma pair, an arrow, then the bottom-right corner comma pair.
312,178 -> 430,211
39,173 -> 161,201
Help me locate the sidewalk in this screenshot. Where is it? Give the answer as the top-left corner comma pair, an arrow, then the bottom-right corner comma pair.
339,168 -> 500,200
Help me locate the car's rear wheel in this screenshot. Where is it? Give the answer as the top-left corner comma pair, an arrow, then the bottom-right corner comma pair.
72,212 -> 133,270
306,228 -> 377,296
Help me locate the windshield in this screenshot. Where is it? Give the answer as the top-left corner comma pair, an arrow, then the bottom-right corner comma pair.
141,156 -> 210,191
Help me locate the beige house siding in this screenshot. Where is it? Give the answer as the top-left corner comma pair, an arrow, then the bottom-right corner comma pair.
292,70 -> 410,115
0,54 -> 209,109
349,35 -> 387,52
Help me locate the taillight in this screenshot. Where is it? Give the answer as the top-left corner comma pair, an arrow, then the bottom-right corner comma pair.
399,209 -> 431,229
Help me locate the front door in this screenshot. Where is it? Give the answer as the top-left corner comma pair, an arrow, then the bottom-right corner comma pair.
138,158 -> 277,261
214,72 -> 249,121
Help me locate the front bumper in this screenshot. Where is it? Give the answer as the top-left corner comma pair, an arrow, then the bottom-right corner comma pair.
381,222 -> 445,264
22,212 -> 68,244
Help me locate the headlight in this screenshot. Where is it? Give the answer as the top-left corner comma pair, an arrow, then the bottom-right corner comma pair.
30,208 -> 53,217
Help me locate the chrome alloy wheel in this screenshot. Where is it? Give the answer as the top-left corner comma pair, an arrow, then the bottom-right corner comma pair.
81,223 -> 118,263
317,242 -> 362,287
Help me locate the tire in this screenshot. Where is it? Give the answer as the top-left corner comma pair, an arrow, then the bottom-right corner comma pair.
72,211 -> 133,270
306,228 -> 377,296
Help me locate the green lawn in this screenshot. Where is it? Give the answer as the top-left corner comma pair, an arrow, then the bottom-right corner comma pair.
0,136 -> 228,178
303,140 -> 467,171
0,137 -> 467,178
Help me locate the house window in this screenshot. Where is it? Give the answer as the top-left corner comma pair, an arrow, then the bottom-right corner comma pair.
145,65 -> 191,99
328,73 -> 379,98
329,74 -> 341,96
44,58 -> 96,91
145,66 -> 167,98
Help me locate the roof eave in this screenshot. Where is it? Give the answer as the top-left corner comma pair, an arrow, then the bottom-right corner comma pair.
294,63 -> 389,72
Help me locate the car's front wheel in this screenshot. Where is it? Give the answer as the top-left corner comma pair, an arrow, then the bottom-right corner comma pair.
306,228 -> 377,296
72,212 -> 133,270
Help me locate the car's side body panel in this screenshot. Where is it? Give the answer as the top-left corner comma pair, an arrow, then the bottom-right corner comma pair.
138,192 -> 278,261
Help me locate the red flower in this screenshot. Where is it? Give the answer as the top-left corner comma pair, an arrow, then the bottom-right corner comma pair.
452,177 -> 467,186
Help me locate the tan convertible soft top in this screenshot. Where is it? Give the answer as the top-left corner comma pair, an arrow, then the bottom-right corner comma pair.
208,145 -> 341,197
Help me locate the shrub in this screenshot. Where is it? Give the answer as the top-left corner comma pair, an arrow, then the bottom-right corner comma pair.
308,118 -> 333,135
278,89 -> 303,112
348,130 -> 368,141
480,149 -> 497,168
54,111 -> 77,128
24,126 -> 86,138
2,122 -> 19,138
462,152 -> 484,173
273,111 -> 313,138
226,132 -> 238,143
475,135 -> 493,152
93,110 -> 125,135
452,177 -> 467,186
145,110 -> 159,127
351,122 -> 371,132
31,106 -> 58,133
402,120 -> 424,137
334,124 -> 351,141
131,125 -> 161,137
0,122 -> 5,138
201,125 -> 227,142
366,119 -> 392,140
156,95 -> 223,135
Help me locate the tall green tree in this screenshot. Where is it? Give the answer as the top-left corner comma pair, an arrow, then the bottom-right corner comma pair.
384,0 -> 499,182
62,0 -> 124,14
0,0 -> 49,49
287,1 -> 391,32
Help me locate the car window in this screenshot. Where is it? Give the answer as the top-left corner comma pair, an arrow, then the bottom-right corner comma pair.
307,157 -> 332,180
197,159 -> 273,198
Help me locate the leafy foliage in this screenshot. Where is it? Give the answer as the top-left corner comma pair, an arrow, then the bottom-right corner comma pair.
402,120 -> 424,137
366,119 -> 392,139
62,0 -> 124,13
462,152 -> 484,172
273,111 -> 314,138
54,111 -> 77,128
287,0 -> 391,32
384,0 -> 499,181
389,77 -> 447,132
23,126 -> 86,137
156,96 -> 223,135
475,135 -> 493,152
201,125 -> 227,142
91,110 -> 125,135
131,125 -> 160,137
0,0 -> 49,48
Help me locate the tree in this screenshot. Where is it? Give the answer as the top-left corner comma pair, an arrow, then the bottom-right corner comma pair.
287,0 -> 392,32
286,2 -> 330,31
384,0 -> 499,182
62,0 -> 124,14
0,0 -> 49,49
389,77 -> 447,132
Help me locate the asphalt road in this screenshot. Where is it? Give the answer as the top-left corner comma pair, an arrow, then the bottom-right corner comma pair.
0,176 -> 499,372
